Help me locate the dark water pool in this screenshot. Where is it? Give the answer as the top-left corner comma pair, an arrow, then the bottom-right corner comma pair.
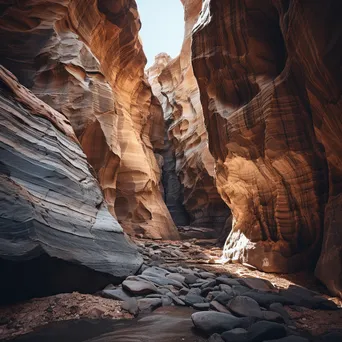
5,307 -> 207,342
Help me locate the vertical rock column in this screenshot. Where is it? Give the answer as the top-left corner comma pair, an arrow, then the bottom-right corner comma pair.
148,54 -> 190,227
191,0 -> 342,293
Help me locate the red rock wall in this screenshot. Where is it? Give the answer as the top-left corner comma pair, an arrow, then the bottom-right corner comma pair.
191,0 -> 342,296
0,0 -> 179,239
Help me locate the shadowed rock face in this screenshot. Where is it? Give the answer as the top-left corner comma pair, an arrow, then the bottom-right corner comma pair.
148,54 -> 190,227
147,0 -> 231,236
0,66 -> 142,295
0,0 -> 179,240
191,0 -> 342,296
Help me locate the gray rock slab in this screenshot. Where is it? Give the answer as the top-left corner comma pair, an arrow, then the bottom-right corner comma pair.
122,279 -> 158,295
191,311 -> 253,334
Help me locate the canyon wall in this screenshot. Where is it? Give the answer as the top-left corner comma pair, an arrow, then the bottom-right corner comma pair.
148,53 -> 190,227
0,0 -> 179,240
148,0 -> 231,238
191,0 -> 342,296
0,66 -> 142,302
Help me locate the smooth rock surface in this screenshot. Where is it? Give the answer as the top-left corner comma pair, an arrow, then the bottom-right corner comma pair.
247,321 -> 287,342
0,66 -> 142,302
228,296 -> 263,318
191,311 -> 253,334
122,280 -> 158,296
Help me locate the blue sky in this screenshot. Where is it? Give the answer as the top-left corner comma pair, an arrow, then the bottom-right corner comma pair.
136,0 -> 185,68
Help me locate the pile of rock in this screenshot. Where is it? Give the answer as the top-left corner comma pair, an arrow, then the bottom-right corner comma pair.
134,239 -> 221,265
101,263 -> 341,342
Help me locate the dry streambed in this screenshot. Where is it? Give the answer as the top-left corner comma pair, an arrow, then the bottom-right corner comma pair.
1,239 -> 341,342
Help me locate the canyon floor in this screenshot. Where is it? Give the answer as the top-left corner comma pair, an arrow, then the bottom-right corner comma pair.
0,238 -> 341,341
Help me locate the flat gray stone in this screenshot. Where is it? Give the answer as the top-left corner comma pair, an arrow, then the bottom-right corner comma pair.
198,272 -> 216,279
219,284 -> 232,292
145,294 -> 162,298
101,288 -> 132,301
122,279 -> 158,295
201,287 -> 215,297
121,298 -> 138,315
207,291 -> 223,301
161,295 -> 173,306
191,311 -> 253,334
239,278 -> 274,291
138,274 -> 183,288
232,285 -> 250,295
137,298 -> 162,313
193,302 -> 210,310
217,276 -> 240,286
210,300 -> 230,313
248,321 -> 287,342
184,274 -> 199,284
201,279 -> 217,289
188,287 -> 202,295
221,328 -> 248,342
166,291 -> 186,306
228,296 -> 263,318
269,303 -> 292,324
184,293 -> 206,306
166,273 -> 185,283
142,266 -> 169,278
179,287 -> 190,295
214,292 -> 235,305
244,291 -> 292,307
262,310 -> 284,322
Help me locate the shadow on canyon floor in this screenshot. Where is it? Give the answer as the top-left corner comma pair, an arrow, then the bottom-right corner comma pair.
2,307 -> 206,342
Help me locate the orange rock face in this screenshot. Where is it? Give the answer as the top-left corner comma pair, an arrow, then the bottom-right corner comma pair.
0,0 -> 179,239
147,0 -> 230,236
191,0 -> 342,295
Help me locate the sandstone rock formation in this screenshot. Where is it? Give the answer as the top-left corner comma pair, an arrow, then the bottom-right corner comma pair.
147,0 -> 230,237
0,0 -> 179,240
148,53 -> 190,227
191,0 -> 342,296
0,65 -> 143,302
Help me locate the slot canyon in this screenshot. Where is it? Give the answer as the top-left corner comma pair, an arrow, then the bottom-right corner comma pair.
0,0 -> 341,341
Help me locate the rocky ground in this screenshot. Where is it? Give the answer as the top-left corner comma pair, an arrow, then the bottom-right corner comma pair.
0,239 -> 341,341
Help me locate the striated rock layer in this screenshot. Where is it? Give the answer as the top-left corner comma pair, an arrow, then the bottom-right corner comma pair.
0,66 -> 142,302
148,53 -> 190,227
191,0 -> 342,296
148,0 -> 230,237
0,0 -> 179,240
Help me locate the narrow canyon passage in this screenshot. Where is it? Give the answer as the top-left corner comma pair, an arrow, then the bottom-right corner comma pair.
0,0 -> 342,341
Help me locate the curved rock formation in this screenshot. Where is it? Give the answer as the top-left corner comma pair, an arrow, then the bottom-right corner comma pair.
148,53 -> 190,227
0,0 -> 179,240
191,0 -> 342,295
0,66 -> 142,299
148,0 -> 230,236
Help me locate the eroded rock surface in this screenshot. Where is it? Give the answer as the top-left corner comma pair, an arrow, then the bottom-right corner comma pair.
0,66 -> 142,301
0,0 -> 179,240
147,0 -> 230,237
190,0 -> 342,297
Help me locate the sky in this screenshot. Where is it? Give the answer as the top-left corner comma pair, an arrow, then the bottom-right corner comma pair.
136,0 -> 185,68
